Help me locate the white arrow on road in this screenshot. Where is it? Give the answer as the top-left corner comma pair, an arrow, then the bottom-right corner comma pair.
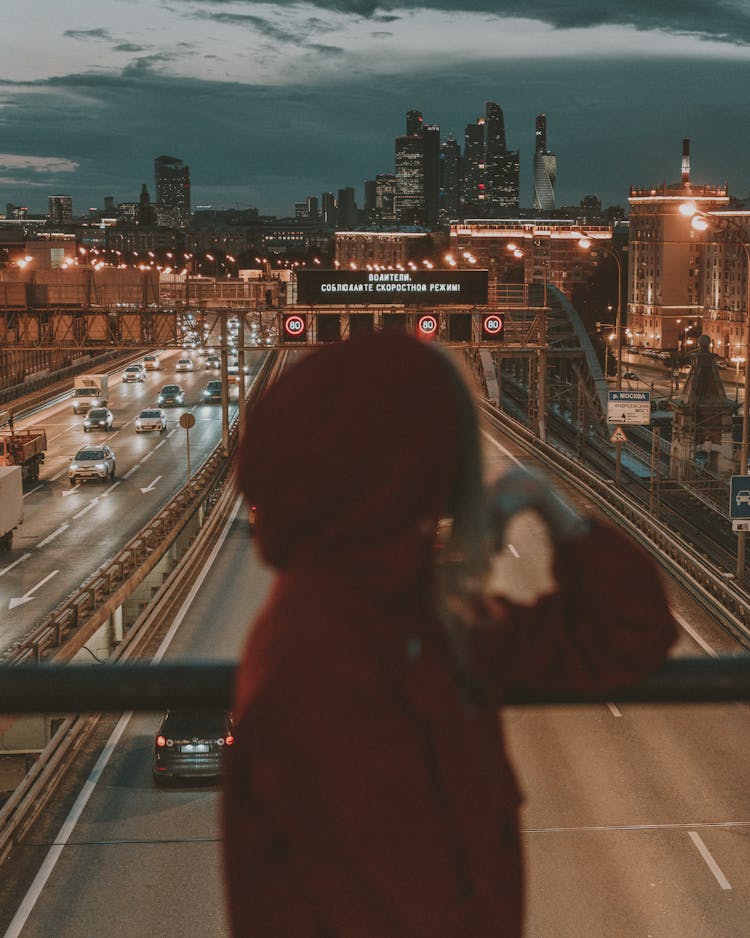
9,569 -> 60,610
140,475 -> 162,494
62,485 -> 80,497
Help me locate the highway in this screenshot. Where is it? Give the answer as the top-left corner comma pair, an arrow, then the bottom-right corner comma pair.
0,348 -> 264,657
2,415 -> 750,936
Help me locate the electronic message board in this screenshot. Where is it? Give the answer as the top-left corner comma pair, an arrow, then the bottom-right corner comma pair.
296,269 -> 488,306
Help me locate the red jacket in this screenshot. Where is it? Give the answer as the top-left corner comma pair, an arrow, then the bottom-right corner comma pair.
223,334 -> 677,937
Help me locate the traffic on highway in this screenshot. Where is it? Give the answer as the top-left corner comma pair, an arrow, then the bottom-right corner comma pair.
0,342 -> 263,655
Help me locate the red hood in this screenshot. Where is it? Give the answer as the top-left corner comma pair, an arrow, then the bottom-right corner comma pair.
236,334 -> 460,597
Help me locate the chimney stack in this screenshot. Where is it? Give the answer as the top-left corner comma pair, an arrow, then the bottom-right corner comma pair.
681,138 -> 690,184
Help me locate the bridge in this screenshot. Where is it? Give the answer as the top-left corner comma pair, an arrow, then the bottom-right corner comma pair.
1,290 -> 750,935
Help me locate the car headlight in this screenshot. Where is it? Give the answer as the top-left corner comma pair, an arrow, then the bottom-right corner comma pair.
95,462 -> 107,471
70,462 -> 80,471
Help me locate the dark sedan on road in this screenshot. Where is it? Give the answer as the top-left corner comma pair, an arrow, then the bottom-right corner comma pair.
152,709 -> 234,784
157,384 -> 186,407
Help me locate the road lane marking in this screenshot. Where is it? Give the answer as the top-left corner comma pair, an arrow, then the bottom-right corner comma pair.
0,553 -> 31,577
23,485 -> 43,499
526,819 -> 750,833
140,475 -> 162,494
100,481 -> 121,496
8,569 -> 60,611
154,440 -> 165,450
123,466 -> 139,479
141,451 -> 153,462
508,543 -> 520,558
73,500 -> 99,520
688,831 -> 732,890
3,496 -> 244,938
167,428 -> 178,437
607,703 -> 622,718
36,524 -> 69,547
670,607 -> 718,657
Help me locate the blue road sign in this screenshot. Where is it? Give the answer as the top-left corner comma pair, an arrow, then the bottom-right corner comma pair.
730,475 -> 750,520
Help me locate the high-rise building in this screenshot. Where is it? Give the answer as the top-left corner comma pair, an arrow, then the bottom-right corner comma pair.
337,186 -> 358,228
375,173 -> 396,225
533,114 -> 557,211
628,142 -> 730,351
321,192 -> 337,227
483,101 -> 520,215
422,123 -> 441,226
48,195 -> 73,226
406,109 -> 424,136
440,135 -> 461,221
138,183 -> 157,226
395,134 -> 424,224
462,121 -> 485,216
154,155 -> 191,228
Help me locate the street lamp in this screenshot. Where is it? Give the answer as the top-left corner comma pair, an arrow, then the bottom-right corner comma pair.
577,234 -> 624,390
680,201 -> 750,579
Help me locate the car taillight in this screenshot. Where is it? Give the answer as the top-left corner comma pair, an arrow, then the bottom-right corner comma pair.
156,735 -> 166,747
224,734 -> 235,746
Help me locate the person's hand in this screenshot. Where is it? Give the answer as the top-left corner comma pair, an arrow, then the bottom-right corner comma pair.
487,464 -> 590,549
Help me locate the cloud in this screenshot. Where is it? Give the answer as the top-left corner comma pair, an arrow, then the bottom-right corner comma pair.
175,0 -> 750,44
113,42 -> 148,52
0,154 -> 79,173
64,28 -> 114,41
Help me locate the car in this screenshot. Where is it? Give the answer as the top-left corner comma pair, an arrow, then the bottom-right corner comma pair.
143,354 -> 161,371
158,384 -> 186,406
122,364 -> 146,383
135,408 -> 168,433
83,407 -> 114,432
202,379 -> 223,403
227,359 -> 250,383
205,355 -> 221,370
175,358 -> 195,372
71,386 -> 105,414
152,709 -> 234,784
622,371 -> 638,380
68,445 -> 116,485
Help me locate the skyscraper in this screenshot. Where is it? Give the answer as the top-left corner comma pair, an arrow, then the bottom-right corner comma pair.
421,123 -> 441,226
47,195 -> 73,226
440,135 -> 461,221
406,109 -> 424,136
375,173 -> 396,225
154,155 -> 191,228
462,121 -> 485,216
533,114 -> 557,212
337,186 -> 358,228
483,101 -> 520,215
395,134 -> 424,224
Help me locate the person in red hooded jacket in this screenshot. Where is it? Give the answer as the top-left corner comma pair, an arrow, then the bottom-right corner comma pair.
222,332 -> 677,937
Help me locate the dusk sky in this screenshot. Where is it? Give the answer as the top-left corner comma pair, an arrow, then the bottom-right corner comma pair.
2,1 -> 750,217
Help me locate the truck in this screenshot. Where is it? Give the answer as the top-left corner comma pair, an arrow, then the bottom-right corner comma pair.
0,426 -> 48,482
72,374 -> 109,414
0,466 -> 23,550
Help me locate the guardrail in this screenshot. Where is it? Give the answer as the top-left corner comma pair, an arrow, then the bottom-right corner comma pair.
479,400 -> 750,647
2,657 -> 750,712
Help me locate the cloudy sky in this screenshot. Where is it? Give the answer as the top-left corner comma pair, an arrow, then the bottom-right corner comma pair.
2,0 -> 750,217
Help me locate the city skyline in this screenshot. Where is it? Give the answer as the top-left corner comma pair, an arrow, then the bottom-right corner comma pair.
2,1 -> 750,216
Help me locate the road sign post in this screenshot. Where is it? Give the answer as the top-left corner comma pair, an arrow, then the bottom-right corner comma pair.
609,426 -> 628,487
179,411 -> 196,477
729,475 -> 750,579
